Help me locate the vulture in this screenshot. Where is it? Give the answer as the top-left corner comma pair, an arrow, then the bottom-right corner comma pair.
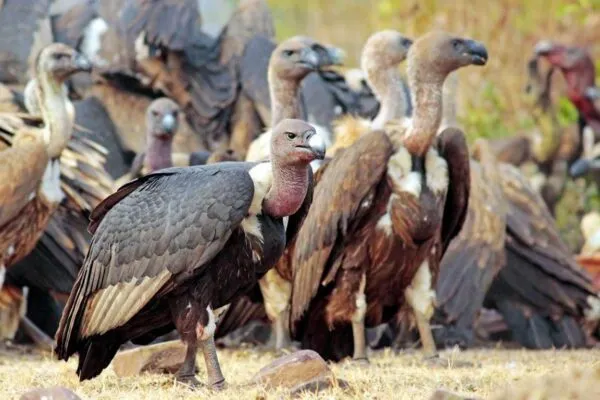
289,31 -> 487,362
433,140 -> 600,349
55,118 -> 326,388
217,30 -> 414,350
0,43 -> 106,340
570,87 -> 600,185
534,41 -> 599,136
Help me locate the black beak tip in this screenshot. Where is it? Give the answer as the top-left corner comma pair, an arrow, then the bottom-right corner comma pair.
466,40 -> 488,66
75,55 -> 92,72
569,159 -> 591,178
313,149 -> 326,160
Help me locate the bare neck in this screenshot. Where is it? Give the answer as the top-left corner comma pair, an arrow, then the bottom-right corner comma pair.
145,137 -> 173,172
367,67 -> 407,129
262,160 -> 309,218
37,74 -> 73,159
269,72 -> 302,127
404,71 -> 444,156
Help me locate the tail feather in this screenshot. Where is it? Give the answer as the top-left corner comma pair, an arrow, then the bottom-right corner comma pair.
77,335 -> 121,381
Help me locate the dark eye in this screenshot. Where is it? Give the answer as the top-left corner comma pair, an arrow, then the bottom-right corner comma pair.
151,110 -> 159,117
452,39 -> 462,49
172,111 -> 179,118
283,49 -> 295,57
53,53 -> 69,60
401,38 -> 412,48
286,132 -> 297,140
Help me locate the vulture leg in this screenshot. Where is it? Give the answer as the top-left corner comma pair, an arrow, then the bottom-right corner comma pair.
199,336 -> 226,390
258,270 -> 293,350
405,261 -> 437,357
351,273 -> 368,362
176,339 -> 201,388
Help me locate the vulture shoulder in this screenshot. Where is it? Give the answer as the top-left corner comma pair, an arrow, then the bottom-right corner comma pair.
291,130 -> 393,325
58,164 -> 258,357
436,140 -> 507,326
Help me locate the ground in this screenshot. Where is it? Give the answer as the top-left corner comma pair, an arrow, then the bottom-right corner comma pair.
1,345 -> 600,399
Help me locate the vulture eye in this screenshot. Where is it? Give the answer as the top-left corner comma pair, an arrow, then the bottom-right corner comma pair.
282,49 -> 295,57
53,53 -> 69,61
286,132 -> 297,140
172,111 -> 179,118
151,110 -> 160,117
452,39 -> 462,49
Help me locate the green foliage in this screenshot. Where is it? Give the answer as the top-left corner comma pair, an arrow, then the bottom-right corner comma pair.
556,96 -> 580,128
461,82 -> 512,143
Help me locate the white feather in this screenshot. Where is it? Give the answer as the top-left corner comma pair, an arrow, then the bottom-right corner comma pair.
40,160 -> 64,204
81,18 -> 108,66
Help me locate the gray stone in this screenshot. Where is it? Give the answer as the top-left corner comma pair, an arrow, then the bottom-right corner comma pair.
111,340 -> 189,377
20,387 -> 81,400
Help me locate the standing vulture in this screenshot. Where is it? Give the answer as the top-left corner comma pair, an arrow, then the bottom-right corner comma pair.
55,118 -> 326,388
216,30 -> 413,350
289,31 -> 487,362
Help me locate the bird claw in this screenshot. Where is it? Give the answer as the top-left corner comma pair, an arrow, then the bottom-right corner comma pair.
176,374 -> 203,389
209,379 -> 227,391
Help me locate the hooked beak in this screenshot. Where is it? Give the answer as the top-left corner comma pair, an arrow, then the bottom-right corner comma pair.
569,158 -> 591,178
585,86 -> 600,101
73,53 -> 92,72
299,48 -> 320,70
534,40 -> 555,56
465,39 -> 488,66
161,113 -> 176,134
307,132 -> 326,160
315,44 -> 346,67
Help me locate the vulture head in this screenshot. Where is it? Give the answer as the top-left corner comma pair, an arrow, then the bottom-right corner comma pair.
361,30 -> 413,75
146,97 -> 180,141
269,37 -> 324,81
270,118 -> 326,165
35,43 -> 92,83
408,31 -> 488,82
534,41 -> 594,73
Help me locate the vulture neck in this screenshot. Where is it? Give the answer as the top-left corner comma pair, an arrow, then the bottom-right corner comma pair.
145,137 -> 173,172
262,160 -> 309,218
269,74 -> 302,127
37,74 -> 74,159
368,67 -> 407,129
404,72 -> 444,157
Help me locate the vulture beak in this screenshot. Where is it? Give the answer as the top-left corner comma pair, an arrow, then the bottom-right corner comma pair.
73,54 -> 92,72
534,40 -> 554,56
306,130 -> 326,160
569,158 -> 591,178
585,86 -> 600,101
323,46 -> 346,66
465,40 -> 488,66
299,48 -> 320,70
161,113 -> 176,134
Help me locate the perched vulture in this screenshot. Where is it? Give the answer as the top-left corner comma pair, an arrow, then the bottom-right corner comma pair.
0,44 -> 108,341
289,32 -> 487,362
217,30 -> 414,350
535,41 -> 599,136
55,118 -> 326,388
433,140 -> 600,349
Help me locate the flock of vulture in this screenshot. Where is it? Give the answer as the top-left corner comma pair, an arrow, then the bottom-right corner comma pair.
1,0 -> 600,390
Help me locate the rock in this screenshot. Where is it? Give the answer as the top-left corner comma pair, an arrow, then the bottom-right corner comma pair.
111,340 -> 189,377
251,350 -> 335,390
20,387 -> 81,400
429,389 -> 481,400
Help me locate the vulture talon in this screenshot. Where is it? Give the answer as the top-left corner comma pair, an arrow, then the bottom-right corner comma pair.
175,375 -> 203,389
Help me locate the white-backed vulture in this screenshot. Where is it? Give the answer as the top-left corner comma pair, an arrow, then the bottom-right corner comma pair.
55,118 -> 326,388
289,32 -> 487,362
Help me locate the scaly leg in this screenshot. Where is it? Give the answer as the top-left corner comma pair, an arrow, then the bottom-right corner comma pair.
176,339 -> 201,388
351,273 -> 368,362
405,261 -> 437,357
200,336 -> 226,390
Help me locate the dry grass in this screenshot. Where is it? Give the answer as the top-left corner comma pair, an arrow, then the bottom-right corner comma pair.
1,346 -> 600,399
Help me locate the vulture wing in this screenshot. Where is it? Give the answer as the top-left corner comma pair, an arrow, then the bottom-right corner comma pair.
0,125 -> 47,228
239,34 -> 275,123
435,141 -> 507,328
495,163 -> 596,314
50,0 -> 97,48
56,164 -> 255,358
291,131 -> 393,328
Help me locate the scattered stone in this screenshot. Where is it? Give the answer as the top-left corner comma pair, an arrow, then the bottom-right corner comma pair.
20,387 -> 81,400
429,389 -> 481,400
251,350 -> 335,391
112,340 -> 191,377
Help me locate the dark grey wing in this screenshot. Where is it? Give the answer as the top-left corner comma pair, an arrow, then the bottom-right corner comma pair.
0,0 -> 51,83
239,35 -> 276,122
56,165 -> 255,359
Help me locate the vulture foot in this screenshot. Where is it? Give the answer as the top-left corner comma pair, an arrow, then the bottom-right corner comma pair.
175,374 -> 203,389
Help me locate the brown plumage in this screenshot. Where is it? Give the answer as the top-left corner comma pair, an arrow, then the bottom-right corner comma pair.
290,32 -> 487,362
434,139 -> 600,349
